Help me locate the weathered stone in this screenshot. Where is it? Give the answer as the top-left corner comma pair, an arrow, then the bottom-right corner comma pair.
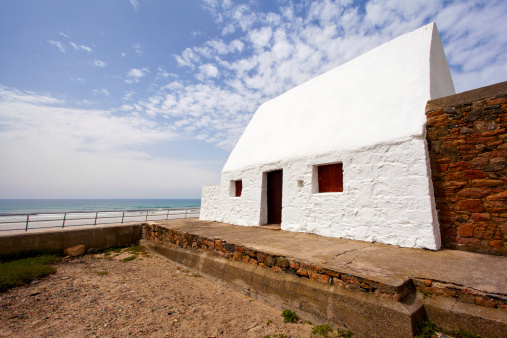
463,170 -> 487,180
487,191 -> 507,201
455,199 -> 484,213
289,260 -> 300,270
64,245 -> 85,257
483,163 -> 506,172
274,256 -> 289,269
471,213 -> 492,221
308,270 -> 331,284
457,187 -> 491,198
470,179 -> 504,187
458,224 -> 474,238
296,268 -> 309,277
224,243 -> 235,252
465,109 -> 483,122
449,161 -> 471,170
263,254 -> 274,267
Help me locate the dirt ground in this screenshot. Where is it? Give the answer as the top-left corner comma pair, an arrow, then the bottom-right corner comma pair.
0,247 -> 315,337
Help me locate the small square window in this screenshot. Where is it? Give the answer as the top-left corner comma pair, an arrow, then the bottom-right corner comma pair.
235,180 -> 243,197
318,163 -> 343,193
230,180 -> 242,197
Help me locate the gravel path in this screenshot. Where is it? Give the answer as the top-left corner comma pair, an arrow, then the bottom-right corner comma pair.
0,247 -> 314,337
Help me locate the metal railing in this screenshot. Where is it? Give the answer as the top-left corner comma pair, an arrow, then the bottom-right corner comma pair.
0,207 -> 200,232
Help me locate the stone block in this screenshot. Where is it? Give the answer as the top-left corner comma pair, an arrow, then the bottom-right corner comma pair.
455,199 -> 484,213
64,245 -> 85,257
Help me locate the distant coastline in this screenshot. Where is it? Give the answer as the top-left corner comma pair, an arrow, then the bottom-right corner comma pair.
0,199 -> 201,215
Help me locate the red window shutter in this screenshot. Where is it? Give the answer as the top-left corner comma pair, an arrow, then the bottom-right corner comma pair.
235,180 -> 242,197
318,163 -> 343,192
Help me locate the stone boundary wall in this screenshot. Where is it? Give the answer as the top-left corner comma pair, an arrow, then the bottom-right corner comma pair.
426,81 -> 507,256
144,222 -> 507,311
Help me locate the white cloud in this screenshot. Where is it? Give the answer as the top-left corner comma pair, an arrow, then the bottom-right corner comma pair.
93,60 -> 107,68
92,89 -> 110,96
47,40 -> 65,53
132,43 -> 144,56
70,42 -> 92,52
59,32 -> 70,39
125,68 -> 149,83
197,64 -> 219,80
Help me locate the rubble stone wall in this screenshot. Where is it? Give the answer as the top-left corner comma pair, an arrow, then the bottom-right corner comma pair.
426,81 -> 507,255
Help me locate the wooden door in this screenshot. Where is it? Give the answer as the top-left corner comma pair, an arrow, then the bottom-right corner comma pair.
267,170 -> 283,224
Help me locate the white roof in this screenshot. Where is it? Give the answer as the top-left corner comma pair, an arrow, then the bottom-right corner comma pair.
223,23 -> 455,172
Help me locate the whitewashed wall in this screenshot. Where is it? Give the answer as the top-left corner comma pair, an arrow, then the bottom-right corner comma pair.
202,136 -> 440,250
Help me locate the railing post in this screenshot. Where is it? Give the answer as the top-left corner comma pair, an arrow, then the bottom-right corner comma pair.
62,213 -> 67,228
121,211 -> 125,224
145,210 -> 149,222
94,212 -> 98,226
25,214 -> 30,231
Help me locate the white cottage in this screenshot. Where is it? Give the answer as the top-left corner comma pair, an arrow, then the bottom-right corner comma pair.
200,23 -> 455,250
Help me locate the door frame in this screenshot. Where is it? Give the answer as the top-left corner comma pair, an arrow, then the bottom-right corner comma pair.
260,169 -> 283,225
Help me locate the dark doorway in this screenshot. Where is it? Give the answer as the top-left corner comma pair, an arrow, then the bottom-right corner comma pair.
267,170 -> 283,224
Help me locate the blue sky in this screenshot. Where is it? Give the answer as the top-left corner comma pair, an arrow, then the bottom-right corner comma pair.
0,0 -> 506,199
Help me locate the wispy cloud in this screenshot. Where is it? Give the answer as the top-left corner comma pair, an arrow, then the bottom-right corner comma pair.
93,60 -> 107,68
132,43 -> 144,56
129,0 -> 139,11
47,40 -> 65,53
70,42 -> 92,52
92,89 -> 110,96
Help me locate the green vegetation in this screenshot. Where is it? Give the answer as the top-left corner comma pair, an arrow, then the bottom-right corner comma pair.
96,270 -> 108,276
266,319 -> 273,325
122,255 -> 137,262
414,320 -> 481,338
312,324 -> 333,336
337,328 -> 354,338
281,309 -> 299,323
0,254 -> 60,292
96,245 -> 150,262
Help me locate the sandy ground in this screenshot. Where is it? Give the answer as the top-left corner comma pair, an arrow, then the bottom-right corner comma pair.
0,247 -> 315,337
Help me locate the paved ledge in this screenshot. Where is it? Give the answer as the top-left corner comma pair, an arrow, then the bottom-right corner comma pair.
427,80 -> 507,108
143,219 -> 507,338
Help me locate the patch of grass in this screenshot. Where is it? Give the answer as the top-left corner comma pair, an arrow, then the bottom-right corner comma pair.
281,309 -> 299,323
122,255 -> 137,262
96,270 -> 108,276
421,290 -> 433,299
0,254 -> 60,292
312,324 -> 333,336
414,320 -> 481,338
305,320 -> 313,325
263,335 -> 271,338
266,319 -> 272,325
337,328 -> 354,338
452,329 -> 481,338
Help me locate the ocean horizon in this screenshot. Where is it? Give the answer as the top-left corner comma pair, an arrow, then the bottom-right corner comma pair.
0,199 -> 201,215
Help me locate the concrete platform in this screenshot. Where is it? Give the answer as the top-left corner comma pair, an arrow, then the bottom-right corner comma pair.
142,219 -> 507,338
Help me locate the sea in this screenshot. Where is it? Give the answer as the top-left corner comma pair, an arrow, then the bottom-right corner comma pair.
0,199 -> 201,215
0,199 -> 201,232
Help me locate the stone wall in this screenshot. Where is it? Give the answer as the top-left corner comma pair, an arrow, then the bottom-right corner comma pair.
426,81 -> 507,256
